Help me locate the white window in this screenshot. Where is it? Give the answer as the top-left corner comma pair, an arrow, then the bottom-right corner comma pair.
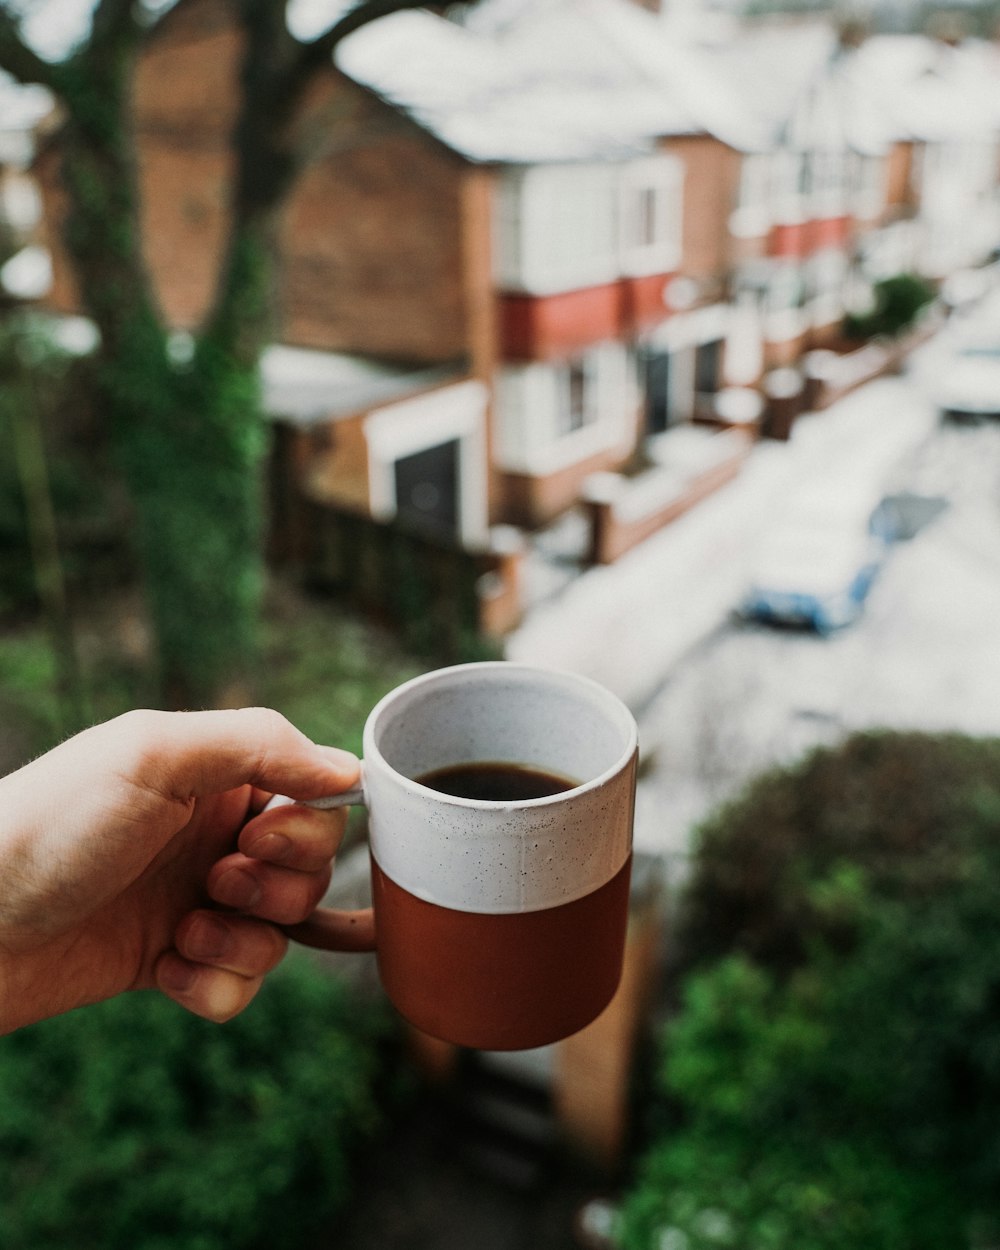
556,356 -> 596,436
494,156 -> 682,294
493,343 -> 634,475
730,152 -> 773,238
808,247 -> 848,326
809,148 -> 848,217
768,149 -> 807,227
619,156 -> 683,276
494,164 -> 619,295
852,153 -> 886,221
764,261 -> 806,343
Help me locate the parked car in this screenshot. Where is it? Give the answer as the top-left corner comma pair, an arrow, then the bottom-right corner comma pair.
739,483 -> 891,633
740,523 -> 886,633
933,336 -> 1000,420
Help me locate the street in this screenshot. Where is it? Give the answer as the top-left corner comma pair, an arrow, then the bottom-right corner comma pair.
508,293 -> 1000,871
633,415 -> 1000,867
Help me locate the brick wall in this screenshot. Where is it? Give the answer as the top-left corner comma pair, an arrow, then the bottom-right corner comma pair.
37,0 -> 476,368
664,134 -> 743,281
278,75 -> 472,362
498,424 -> 641,529
885,140 -> 918,214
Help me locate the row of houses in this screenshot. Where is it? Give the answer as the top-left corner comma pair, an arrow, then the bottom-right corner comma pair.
9,0 -> 1000,636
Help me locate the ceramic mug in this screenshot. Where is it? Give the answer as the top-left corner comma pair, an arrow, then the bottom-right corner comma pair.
275,662 -> 638,1050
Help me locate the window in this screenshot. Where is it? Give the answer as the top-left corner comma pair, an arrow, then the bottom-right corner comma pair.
494,164 -> 619,294
557,356 -> 595,436
730,153 -> 773,238
810,148 -> 848,215
636,186 -> 659,249
619,155 -> 683,276
640,348 -> 673,434
695,339 -> 723,396
853,153 -> 886,220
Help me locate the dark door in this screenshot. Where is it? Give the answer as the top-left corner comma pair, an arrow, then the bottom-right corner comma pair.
642,350 -> 672,434
695,338 -> 723,395
394,439 -> 460,540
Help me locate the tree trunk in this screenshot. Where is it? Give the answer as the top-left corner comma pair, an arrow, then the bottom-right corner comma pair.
56,51 -> 268,709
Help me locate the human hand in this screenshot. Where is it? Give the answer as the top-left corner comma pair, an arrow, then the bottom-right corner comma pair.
0,708 -> 359,1033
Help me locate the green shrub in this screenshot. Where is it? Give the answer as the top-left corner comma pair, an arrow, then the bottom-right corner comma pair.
674,730 -> 1000,978
843,273 -> 936,341
0,955 -> 393,1250
620,1121 -> 965,1250
619,732 -> 1000,1250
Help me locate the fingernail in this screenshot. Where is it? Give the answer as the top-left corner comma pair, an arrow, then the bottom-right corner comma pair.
158,955 -> 197,995
249,832 -> 292,864
187,913 -> 232,961
316,746 -> 360,779
213,867 -> 262,910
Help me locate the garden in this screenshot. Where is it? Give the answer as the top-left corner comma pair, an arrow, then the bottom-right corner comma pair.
616,730 -> 1000,1250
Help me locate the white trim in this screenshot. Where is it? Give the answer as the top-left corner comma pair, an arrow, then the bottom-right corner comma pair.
647,303 -> 729,352
364,380 -> 490,546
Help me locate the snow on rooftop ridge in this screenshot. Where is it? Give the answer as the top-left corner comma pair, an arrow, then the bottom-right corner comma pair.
335,2 -> 685,162
848,34 -> 1000,142
708,24 -> 840,148
260,343 -> 458,423
579,0 -> 768,150
336,0 -> 1000,163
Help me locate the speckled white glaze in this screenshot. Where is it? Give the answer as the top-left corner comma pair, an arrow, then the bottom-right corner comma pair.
354,662 -> 637,914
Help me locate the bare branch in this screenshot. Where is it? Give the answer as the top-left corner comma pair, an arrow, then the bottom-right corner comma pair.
0,4 -> 61,89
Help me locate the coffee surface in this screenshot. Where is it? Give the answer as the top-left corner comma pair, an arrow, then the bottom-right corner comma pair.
415,761 -> 579,801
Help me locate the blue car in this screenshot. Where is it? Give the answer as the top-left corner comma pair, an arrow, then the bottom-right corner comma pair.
740,518 -> 887,634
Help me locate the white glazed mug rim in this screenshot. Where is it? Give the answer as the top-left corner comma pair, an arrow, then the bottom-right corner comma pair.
361,660 -> 638,809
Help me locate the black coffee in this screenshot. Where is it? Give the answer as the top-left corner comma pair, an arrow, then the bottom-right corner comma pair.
415,761 -> 579,801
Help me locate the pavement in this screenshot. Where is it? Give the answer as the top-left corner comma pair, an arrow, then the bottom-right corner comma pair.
505,371 -> 942,713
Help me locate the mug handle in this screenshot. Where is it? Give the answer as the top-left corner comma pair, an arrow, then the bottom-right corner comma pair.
261,785 -> 377,954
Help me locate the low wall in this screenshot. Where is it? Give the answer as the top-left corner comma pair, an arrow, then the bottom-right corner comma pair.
581,428 -> 754,566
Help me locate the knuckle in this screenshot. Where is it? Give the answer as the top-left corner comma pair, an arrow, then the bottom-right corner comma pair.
101,710 -> 180,798
235,706 -> 297,747
233,707 -> 307,783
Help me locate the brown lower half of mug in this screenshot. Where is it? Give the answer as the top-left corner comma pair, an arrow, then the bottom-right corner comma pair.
371,855 -> 633,1051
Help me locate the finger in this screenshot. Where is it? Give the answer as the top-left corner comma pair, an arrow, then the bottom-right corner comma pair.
155,952 -> 265,1024
174,909 -> 288,978
104,707 -> 360,805
238,804 -> 348,872
207,853 -> 333,925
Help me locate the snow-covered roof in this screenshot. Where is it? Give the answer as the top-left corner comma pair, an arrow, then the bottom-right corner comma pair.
260,344 -> 460,424
228,1 -> 1000,168
329,0 -> 750,163
847,35 -> 1000,143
